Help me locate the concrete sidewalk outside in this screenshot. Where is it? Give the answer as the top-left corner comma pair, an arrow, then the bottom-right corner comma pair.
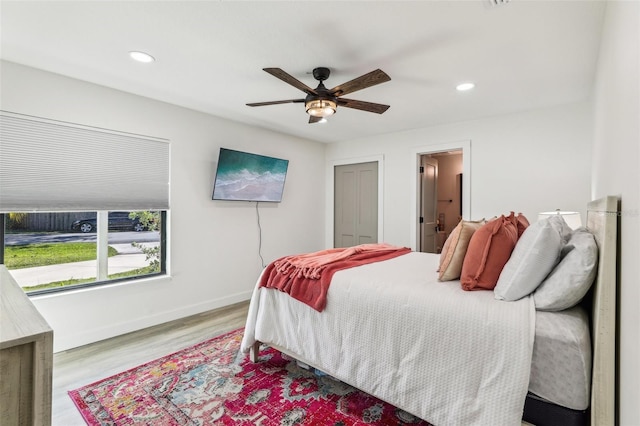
10,243 -> 157,288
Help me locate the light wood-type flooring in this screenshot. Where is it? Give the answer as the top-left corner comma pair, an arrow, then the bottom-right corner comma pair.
52,301 -> 249,425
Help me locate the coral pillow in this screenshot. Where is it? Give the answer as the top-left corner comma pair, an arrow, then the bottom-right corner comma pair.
516,213 -> 530,238
438,219 -> 485,281
460,213 -> 519,291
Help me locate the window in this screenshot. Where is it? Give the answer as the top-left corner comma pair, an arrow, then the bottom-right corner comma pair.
2,210 -> 166,294
0,111 -> 170,294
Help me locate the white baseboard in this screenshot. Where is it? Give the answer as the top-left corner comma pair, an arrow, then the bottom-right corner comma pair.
52,290 -> 252,352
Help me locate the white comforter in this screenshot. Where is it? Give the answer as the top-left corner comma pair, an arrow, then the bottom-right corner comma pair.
241,252 -> 535,425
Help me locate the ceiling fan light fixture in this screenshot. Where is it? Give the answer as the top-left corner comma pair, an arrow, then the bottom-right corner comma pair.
306,99 -> 337,117
247,67 -> 390,124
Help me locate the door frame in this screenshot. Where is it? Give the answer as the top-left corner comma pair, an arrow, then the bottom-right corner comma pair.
410,140 -> 471,251
326,155 -> 384,248
419,156 -> 439,253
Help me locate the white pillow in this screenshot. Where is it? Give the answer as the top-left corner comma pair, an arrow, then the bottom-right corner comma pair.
494,215 -> 570,301
533,228 -> 598,311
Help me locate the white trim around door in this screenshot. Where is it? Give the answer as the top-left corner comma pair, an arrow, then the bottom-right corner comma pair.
409,140 -> 471,251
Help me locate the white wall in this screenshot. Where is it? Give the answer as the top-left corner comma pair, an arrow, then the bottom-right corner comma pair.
591,2 -> 640,424
326,102 -> 593,249
0,61 -> 326,352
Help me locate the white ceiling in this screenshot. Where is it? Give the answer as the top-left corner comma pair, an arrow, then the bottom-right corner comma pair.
0,1 -> 606,144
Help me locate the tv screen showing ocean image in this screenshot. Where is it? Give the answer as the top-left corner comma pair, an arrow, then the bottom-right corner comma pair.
212,148 -> 289,202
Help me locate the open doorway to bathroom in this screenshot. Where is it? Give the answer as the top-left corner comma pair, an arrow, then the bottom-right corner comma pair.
418,150 -> 463,253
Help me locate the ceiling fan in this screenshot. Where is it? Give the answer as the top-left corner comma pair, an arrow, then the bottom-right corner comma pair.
246,67 -> 391,124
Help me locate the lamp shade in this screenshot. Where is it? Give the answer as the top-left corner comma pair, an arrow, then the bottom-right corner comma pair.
538,210 -> 582,230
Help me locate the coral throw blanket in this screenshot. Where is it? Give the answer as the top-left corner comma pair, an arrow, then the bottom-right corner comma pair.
259,243 -> 411,311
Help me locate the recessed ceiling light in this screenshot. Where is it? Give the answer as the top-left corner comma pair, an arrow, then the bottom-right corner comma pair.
129,51 -> 155,63
456,82 -> 475,92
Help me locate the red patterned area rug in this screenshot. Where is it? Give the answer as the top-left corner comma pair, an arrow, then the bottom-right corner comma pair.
69,328 -> 431,425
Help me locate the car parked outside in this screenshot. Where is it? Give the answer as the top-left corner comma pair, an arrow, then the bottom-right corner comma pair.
71,212 -> 146,233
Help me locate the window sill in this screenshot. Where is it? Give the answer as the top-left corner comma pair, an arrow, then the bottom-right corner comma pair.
28,273 -> 172,299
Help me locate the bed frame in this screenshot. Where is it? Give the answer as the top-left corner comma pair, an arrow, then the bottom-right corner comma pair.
523,195 -> 619,426
252,196 -> 620,426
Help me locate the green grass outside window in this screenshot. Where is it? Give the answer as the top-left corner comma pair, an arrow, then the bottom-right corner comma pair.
4,242 -> 117,269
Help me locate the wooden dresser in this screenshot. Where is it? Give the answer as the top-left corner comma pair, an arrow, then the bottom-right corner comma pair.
0,265 -> 53,426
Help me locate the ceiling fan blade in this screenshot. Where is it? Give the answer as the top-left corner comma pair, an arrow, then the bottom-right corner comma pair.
246,99 -> 305,107
329,69 -> 391,97
338,98 -> 390,114
263,68 -> 318,95
308,115 -> 323,124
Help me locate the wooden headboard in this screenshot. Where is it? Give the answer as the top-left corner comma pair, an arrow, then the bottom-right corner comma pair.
586,195 -> 619,425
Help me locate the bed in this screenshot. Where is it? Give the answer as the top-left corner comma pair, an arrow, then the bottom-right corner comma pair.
241,196 -> 619,425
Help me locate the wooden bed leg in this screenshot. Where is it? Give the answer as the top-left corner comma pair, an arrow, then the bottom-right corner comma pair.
249,341 -> 261,363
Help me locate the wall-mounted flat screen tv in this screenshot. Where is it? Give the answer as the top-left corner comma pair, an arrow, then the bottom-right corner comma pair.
212,148 -> 289,202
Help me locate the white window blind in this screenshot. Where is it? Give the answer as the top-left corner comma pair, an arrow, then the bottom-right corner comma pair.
0,111 -> 170,212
